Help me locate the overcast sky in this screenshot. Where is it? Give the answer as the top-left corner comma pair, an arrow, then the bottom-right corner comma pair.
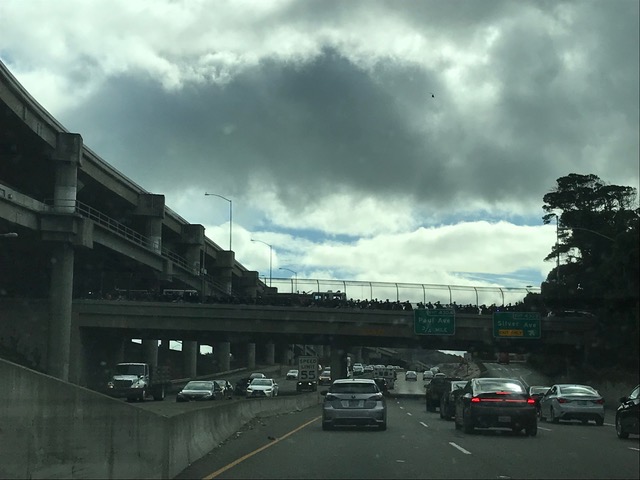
1,0 -> 638,302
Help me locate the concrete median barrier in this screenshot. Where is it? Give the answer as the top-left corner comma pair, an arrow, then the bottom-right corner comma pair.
0,358 -> 321,479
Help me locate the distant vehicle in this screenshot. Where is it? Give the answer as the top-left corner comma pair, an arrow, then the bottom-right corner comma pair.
353,365 -> 365,376
454,377 -> 537,436
106,362 -> 171,402
286,369 -> 299,380
319,370 -> 332,386
246,378 -> 279,398
497,352 -> 510,364
364,365 -> 374,373
528,386 -> 551,414
249,372 -> 266,380
235,377 -> 251,396
426,375 -> 461,412
440,380 -> 468,420
423,371 -> 434,381
321,379 -> 387,431
616,384 -> 639,439
538,384 -> 604,426
213,379 -> 234,398
176,381 -> 221,402
297,378 -> 318,392
405,370 -> 418,381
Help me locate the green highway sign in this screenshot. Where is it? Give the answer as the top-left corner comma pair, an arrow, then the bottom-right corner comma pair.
414,308 -> 455,335
493,312 -> 541,339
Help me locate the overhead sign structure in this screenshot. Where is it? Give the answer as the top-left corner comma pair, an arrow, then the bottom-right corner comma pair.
493,312 -> 541,339
414,308 -> 456,335
298,356 -> 318,382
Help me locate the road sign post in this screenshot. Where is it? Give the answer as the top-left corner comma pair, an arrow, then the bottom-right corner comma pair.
493,312 -> 541,339
414,309 -> 456,335
298,356 -> 318,382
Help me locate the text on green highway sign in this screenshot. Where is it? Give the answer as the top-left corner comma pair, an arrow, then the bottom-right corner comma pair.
414,309 -> 456,335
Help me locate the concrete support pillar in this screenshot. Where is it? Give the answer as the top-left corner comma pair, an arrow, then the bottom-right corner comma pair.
263,342 -> 275,366
246,343 -> 256,370
158,339 -> 171,364
134,194 -> 165,254
183,341 -> 198,378
330,346 -> 348,381
53,133 -> 83,213
181,224 -> 205,279
216,341 -> 231,372
47,242 -> 75,381
143,339 -> 159,369
237,270 -> 260,300
213,251 -> 235,295
276,343 -> 290,365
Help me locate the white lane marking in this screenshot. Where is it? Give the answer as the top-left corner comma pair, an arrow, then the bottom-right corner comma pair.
407,412 -> 412,416
604,423 -> 615,427
399,406 -> 405,409
419,421 -> 429,428
538,426 -> 552,431
449,442 -> 472,455
629,447 -> 639,452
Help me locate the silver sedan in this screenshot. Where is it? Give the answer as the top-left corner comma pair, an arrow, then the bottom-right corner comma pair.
539,384 -> 605,425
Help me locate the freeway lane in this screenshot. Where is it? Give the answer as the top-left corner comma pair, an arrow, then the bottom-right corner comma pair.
175,394 -> 639,479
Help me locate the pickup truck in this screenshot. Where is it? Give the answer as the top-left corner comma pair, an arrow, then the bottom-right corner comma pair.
425,375 -> 462,412
106,362 -> 171,402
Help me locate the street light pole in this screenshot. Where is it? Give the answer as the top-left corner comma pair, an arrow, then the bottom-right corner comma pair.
204,193 -> 232,251
279,267 -> 297,293
251,238 -> 273,287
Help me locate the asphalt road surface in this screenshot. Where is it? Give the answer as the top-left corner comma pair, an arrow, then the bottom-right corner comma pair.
174,393 -> 639,479
173,366 -> 638,479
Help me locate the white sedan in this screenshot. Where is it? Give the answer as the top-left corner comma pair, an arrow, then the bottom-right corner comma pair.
246,378 -> 279,398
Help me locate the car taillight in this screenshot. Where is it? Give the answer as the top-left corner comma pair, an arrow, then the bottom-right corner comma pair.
471,397 -> 481,403
557,397 -> 570,404
325,394 -> 337,401
527,398 -> 535,405
592,399 -> 604,404
368,393 -> 383,401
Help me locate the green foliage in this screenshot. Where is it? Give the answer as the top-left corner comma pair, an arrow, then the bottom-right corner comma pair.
540,173 -> 639,365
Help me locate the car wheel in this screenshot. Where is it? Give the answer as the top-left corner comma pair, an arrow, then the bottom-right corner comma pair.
379,421 -> 387,431
538,407 -> 546,422
454,416 -> 461,430
595,417 -> 604,426
616,415 -> 629,439
439,400 -> 445,419
551,407 -> 559,424
526,424 -> 537,437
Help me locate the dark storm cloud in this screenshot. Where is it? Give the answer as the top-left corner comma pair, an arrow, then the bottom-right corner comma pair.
56,0 -> 638,219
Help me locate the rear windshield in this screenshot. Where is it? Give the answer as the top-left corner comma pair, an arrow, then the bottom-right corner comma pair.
184,382 -> 213,390
476,379 -> 525,394
330,383 -> 379,394
559,385 -> 597,395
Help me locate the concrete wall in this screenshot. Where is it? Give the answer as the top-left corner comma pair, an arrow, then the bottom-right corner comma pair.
0,358 -> 321,479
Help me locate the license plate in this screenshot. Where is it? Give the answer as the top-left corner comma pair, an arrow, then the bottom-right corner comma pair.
498,416 -> 511,423
577,401 -> 586,405
347,400 -> 361,408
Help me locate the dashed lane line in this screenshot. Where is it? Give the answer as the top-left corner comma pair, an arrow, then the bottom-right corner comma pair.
629,447 -> 639,452
538,426 -> 552,431
419,421 -> 429,428
407,412 -> 412,416
604,422 -> 615,427
449,442 -> 472,455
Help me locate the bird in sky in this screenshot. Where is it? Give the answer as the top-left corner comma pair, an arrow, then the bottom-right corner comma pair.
430,92 -> 435,98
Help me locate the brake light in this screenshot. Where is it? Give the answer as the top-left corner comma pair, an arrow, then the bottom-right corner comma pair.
592,399 -> 604,404
527,398 -> 535,405
471,397 -> 481,402
557,397 -> 570,404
